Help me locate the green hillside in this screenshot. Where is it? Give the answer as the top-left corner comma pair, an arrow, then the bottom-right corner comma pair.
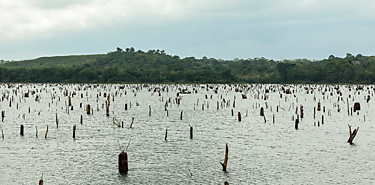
0,48 -> 375,84
1,54 -> 103,69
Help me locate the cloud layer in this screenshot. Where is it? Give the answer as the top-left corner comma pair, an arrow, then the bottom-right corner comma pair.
1,0 -> 375,60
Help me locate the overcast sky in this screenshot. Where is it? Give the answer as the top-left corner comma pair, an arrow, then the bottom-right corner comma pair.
1,0 -> 374,61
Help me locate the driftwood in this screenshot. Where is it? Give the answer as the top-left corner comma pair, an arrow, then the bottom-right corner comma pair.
220,144 -> 229,171
348,125 -> 359,144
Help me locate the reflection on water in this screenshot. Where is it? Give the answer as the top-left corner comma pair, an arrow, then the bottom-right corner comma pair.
0,84 -> 375,184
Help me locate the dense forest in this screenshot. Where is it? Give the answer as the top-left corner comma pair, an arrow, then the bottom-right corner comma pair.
1,47 -> 374,84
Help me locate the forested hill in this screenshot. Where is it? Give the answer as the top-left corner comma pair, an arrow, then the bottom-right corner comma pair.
0,47 -> 374,84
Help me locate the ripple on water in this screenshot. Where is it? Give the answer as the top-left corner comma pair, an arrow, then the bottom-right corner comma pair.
0,84 -> 375,184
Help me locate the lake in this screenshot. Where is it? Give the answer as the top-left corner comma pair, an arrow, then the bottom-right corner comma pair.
0,84 -> 374,184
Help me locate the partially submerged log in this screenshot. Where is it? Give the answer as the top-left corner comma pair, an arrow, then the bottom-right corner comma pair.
220,144 -> 229,171
348,124 -> 359,144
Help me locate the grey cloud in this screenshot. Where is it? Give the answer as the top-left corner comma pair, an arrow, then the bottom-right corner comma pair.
27,0 -> 93,9
1,0 -> 375,60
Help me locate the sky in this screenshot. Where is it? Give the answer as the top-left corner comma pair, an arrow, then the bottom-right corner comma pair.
1,0 -> 375,61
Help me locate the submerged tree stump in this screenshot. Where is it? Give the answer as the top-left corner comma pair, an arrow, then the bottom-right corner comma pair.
87,104 -> 91,114
190,126 -> 193,139
220,144 -> 229,171
165,129 -> 167,141
295,118 -> 299,130
354,102 -> 360,112
20,125 -> 24,136
119,151 -> 128,173
73,125 -> 76,139
260,107 -> 264,116
348,125 -> 359,144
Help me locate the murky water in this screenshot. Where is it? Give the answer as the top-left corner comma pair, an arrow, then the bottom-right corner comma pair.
1,84 -> 375,184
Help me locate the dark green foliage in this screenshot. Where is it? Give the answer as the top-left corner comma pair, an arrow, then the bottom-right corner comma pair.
0,49 -> 374,84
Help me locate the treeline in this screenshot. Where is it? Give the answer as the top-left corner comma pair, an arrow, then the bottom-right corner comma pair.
0,66 -> 237,83
0,48 -> 374,84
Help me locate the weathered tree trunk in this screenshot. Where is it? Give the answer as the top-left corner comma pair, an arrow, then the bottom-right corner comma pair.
260,107 -> 264,116
295,118 -> 299,130
87,104 -> 91,114
190,126 -> 193,139
220,144 -> 229,171
20,125 -> 24,136
348,125 -> 359,144
165,129 -> 167,141
45,126 -> 48,139
119,151 -> 128,173
73,125 -> 76,139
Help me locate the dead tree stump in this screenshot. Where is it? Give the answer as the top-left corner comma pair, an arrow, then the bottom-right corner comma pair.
354,102 -> 360,112
190,126 -> 193,139
45,126 -> 48,139
260,107 -> 264,116
295,118 -> 299,130
348,125 -> 359,144
119,151 -> 128,173
20,125 -> 24,136
165,129 -> 167,141
73,125 -> 76,139
87,104 -> 91,114
220,144 -> 229,171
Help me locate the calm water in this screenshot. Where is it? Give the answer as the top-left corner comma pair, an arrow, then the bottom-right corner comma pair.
0,84 -> 375,184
